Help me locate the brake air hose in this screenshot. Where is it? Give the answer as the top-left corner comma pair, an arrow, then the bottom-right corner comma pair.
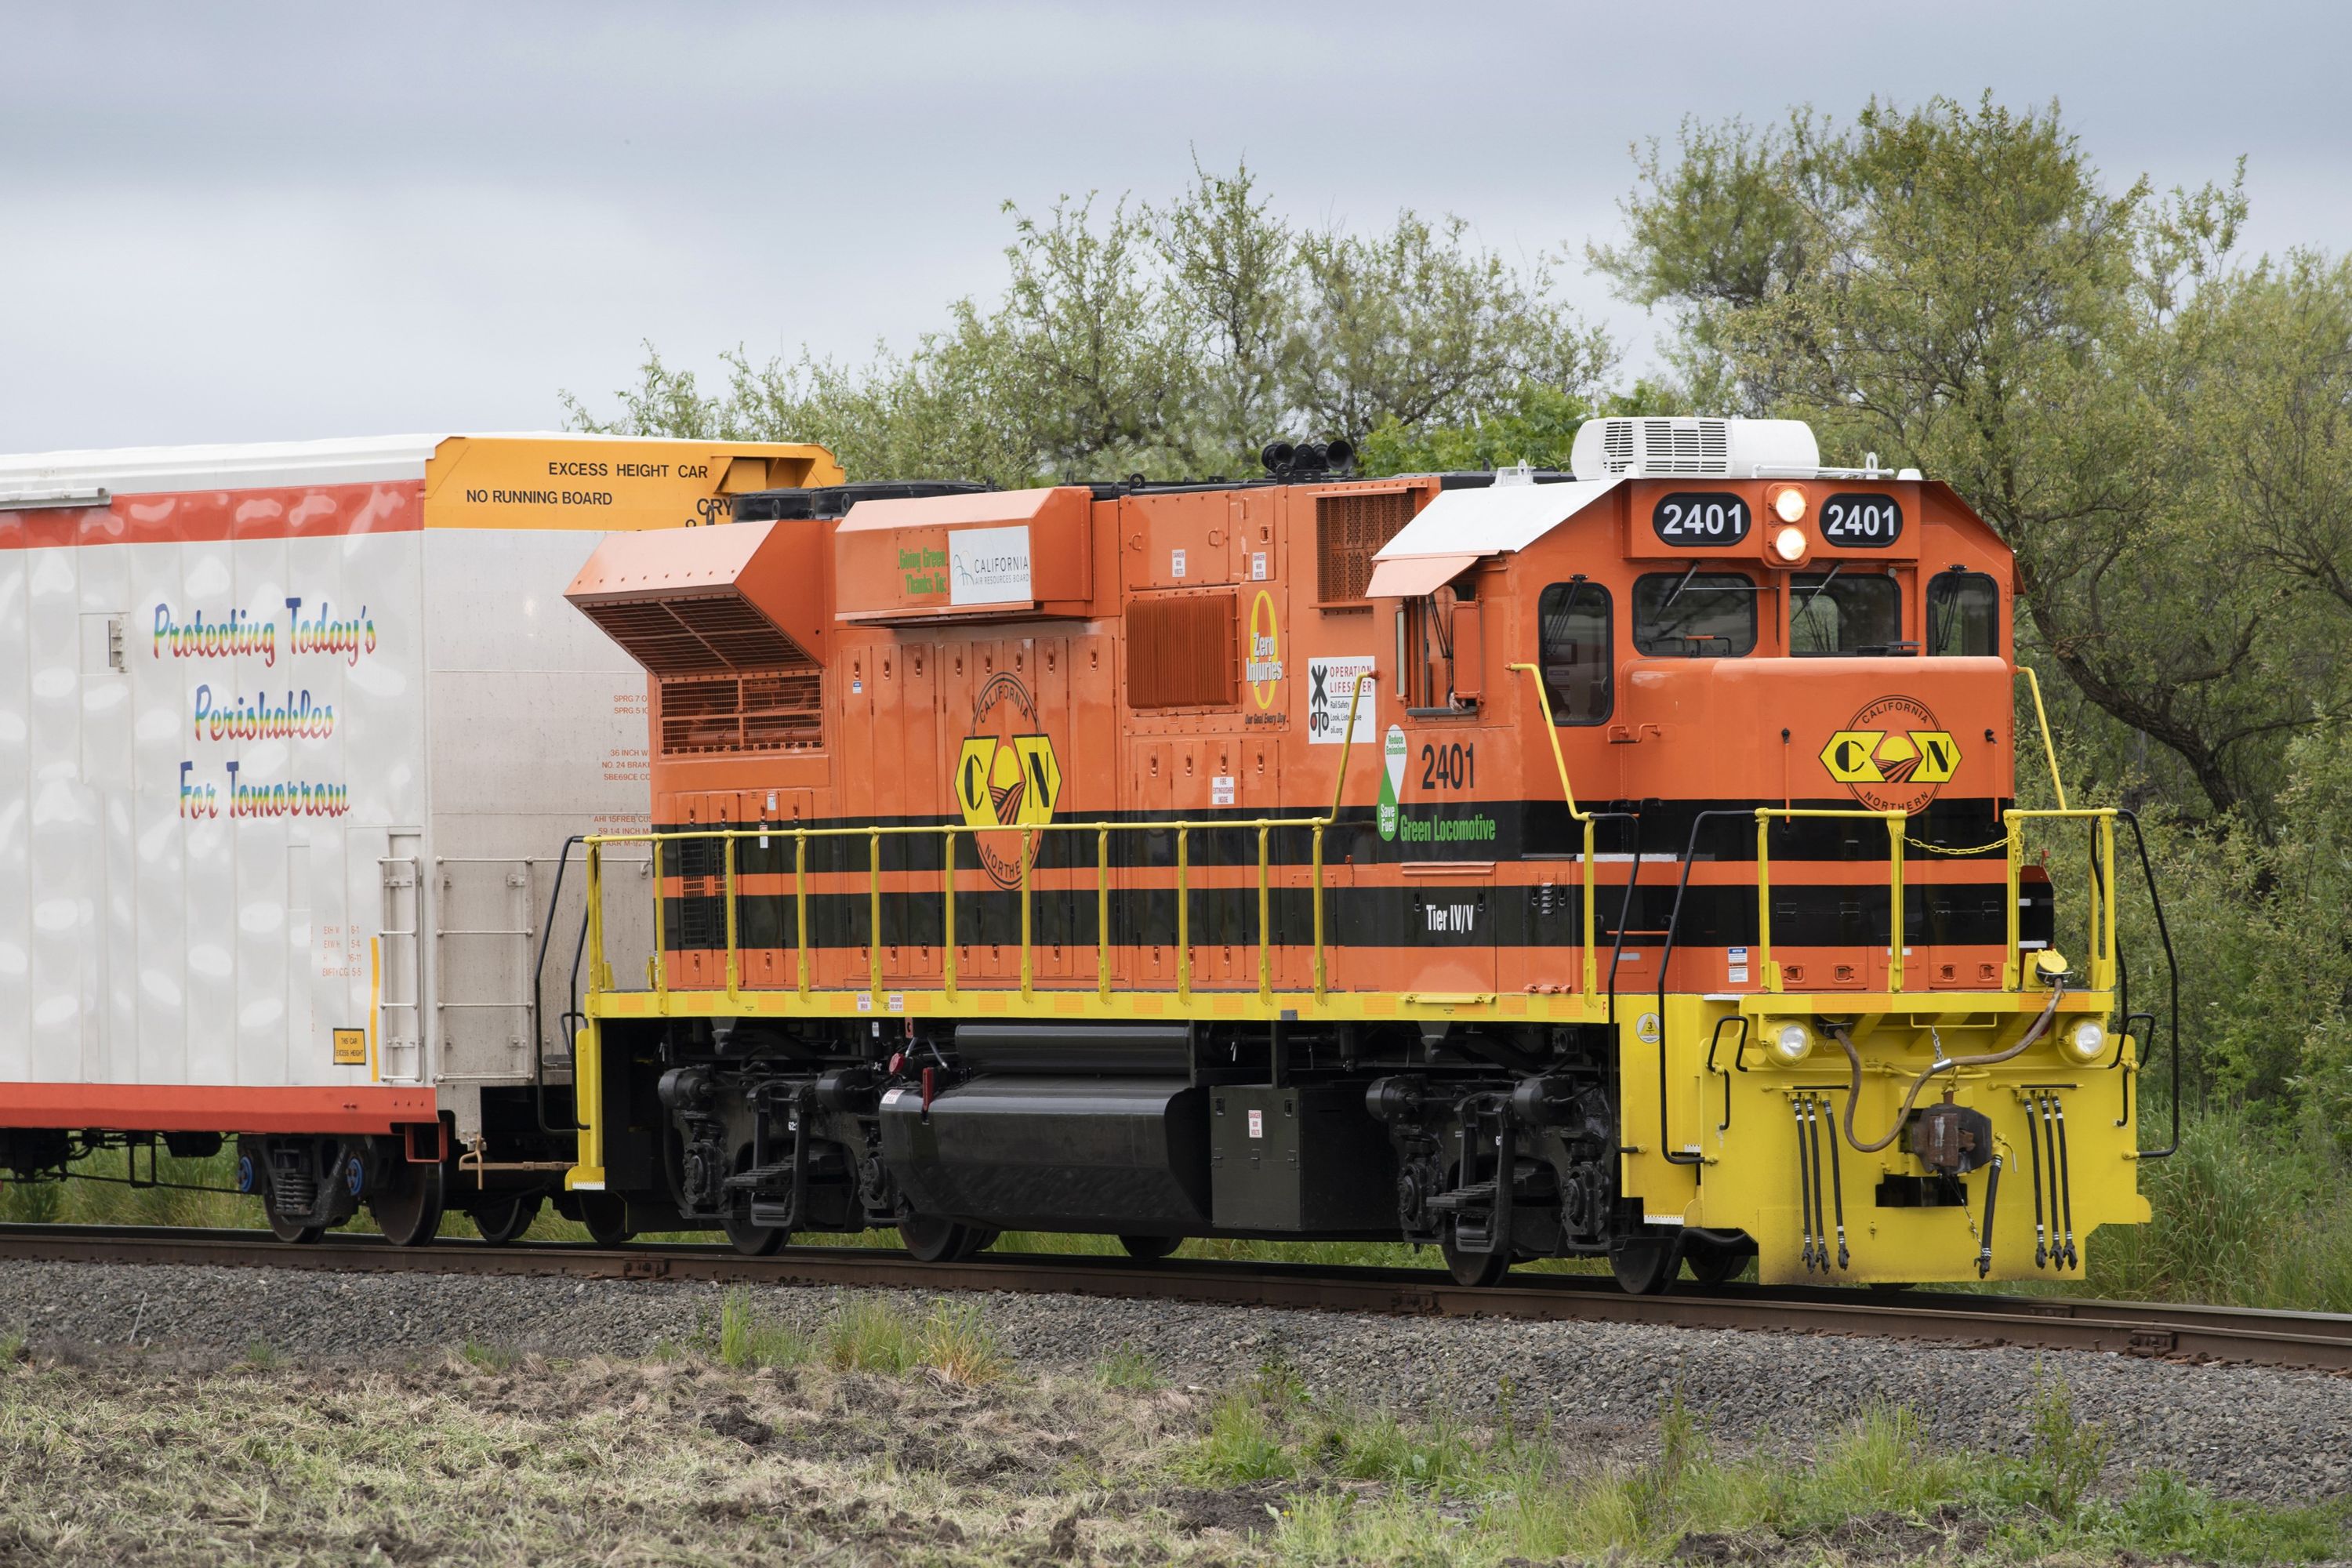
1826,982 -> 2067,1153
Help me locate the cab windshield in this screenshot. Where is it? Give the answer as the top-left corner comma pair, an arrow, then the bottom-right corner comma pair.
1789,569 -> 1907,655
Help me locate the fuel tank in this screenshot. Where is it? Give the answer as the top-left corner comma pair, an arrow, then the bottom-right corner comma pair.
878,1076 -> 1210,1232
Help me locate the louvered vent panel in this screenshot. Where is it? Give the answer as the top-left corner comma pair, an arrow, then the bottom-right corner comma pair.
576,594 -> 800,675
1315,492 -> 1414,604
1128,592 -> 1239,709
659,667 -> 824,756
1633,418 -> 1732,476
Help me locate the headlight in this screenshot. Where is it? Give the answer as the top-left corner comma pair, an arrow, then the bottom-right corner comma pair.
1772,485 -> 1809,523
1769,1021 -> 1814,1065
2060,1018 -> 2107,1064
1771,524 -> 1807,563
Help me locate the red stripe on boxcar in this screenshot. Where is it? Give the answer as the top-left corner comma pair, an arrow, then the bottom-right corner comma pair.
1,1084 -> 438,1134
0,479 -> 423,550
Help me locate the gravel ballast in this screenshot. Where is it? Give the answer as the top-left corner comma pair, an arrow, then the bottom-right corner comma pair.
2,1257 -> 2345,1501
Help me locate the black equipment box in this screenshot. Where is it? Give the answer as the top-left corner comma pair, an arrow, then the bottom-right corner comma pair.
1209,1083 -> 1396,1233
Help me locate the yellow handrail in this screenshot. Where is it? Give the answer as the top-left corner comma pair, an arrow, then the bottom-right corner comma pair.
2003,808 -> 2119,993
2017,665 -> 2069,811
1504,662 -> 1600,1004
593,674 -> 1377,1011
1754,808 -> 1906,993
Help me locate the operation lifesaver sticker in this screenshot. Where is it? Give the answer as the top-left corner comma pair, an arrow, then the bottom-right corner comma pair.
332,1028 -> 367,1065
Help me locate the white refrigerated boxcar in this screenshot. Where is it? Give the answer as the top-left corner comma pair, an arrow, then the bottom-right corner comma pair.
0,433 -> 840,1241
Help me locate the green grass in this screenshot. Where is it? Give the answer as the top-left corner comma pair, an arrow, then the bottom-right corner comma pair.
1096,1342 -> 1164,1391
1192,1374 -> 2352,1566
459,1338 -> 521,1372
820,1297 -> 1004,1383
717,1287 -> 810,1370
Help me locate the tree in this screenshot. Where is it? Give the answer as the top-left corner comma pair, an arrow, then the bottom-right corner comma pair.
564,161 -> 1610,486
1287,212 -> 1614,444
1597,95 -> 2328,822
1156,155 -> 1298,472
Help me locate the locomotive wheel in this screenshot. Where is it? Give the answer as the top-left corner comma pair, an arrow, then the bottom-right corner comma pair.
576,1192 -> 633,1248
1118,1234 -> 1181,1262
1609,1233 -> 1677,1295
1439,1226 -> 1512,1288
898,1214 -> 986,1264
473,1194 -> 542,1246
368,1160 -> 444,1248
1682,1234 -> 1753,1288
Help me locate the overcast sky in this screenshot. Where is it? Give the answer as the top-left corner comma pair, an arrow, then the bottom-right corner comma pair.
4,1 -> 2347,454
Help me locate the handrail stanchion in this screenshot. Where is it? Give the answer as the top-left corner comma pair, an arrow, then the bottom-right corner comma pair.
1755,812 -> 1777,993
794,831 -> 810,999
868,829 -> 884,1004
2004,815 -> 2023,991
723,832 -> 741,1004
1886,810 -> 1906,993
585,838 -> 609,992
1311,823 -> 1328,1001
1096,826 -> 1112,1001
942,826 -> 958,1003
1257,822 -> 1272,1006
1177,826 -> 1192,1003
1019,827 -> 1034,1000
1505,662 -> 1602,1007
2098,811 -> 2118,991
650,831 -> 668,997
1580,817 -> 1599,1002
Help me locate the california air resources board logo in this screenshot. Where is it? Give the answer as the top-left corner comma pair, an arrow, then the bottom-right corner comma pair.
953,672 -> 1063,887
1819,695 -> 1959,814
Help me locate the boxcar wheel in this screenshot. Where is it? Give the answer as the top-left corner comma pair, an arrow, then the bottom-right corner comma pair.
576,1192 -> 633,1248
1118,1234 -> 1181,1261
474,1194 -> 541,1247
898,1214 -> 985,1264
721,1205 -> 788,1256
266,1210 -> 326,1245
1440,1226 -> 1511,1288
369,1161 -> 444,1248
1610,1233 -> 1677,1295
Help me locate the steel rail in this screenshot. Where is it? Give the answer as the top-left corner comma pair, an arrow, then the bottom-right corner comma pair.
2,1224 -> 2347,1374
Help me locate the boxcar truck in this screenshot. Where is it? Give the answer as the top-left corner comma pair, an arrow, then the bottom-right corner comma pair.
0,434 -> 840,1243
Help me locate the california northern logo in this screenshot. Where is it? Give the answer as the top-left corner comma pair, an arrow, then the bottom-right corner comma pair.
954,672 -> 1062,887
1820,695 -> 1958,814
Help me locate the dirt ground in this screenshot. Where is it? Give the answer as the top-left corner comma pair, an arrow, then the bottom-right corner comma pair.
0,1345 -> 1251,1566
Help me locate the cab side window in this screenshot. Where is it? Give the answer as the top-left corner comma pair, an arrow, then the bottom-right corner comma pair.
1928,570 -> 1999,657
1632,572 -> 1757,657
1538,581 -> 1612,724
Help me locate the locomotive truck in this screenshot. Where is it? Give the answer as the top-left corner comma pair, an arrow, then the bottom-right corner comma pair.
0,417 -> 2176,1289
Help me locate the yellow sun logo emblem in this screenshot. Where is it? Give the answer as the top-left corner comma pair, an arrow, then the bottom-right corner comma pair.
1820,695 -> 1959,814
953,672 -> 1062,886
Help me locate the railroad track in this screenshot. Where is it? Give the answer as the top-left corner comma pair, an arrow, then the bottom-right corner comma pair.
4,1223 -> 2347,1374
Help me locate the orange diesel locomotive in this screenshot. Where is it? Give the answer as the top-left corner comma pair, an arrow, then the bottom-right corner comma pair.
555,417 -> 2175,1290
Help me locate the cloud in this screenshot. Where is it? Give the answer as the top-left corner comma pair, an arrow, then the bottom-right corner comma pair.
2,0 -> 2345,449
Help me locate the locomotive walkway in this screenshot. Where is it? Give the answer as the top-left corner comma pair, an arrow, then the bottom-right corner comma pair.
5,1222 -> 2346,1374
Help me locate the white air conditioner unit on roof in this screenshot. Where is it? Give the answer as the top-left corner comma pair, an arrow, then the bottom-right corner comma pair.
1570,416 -> 1820,481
